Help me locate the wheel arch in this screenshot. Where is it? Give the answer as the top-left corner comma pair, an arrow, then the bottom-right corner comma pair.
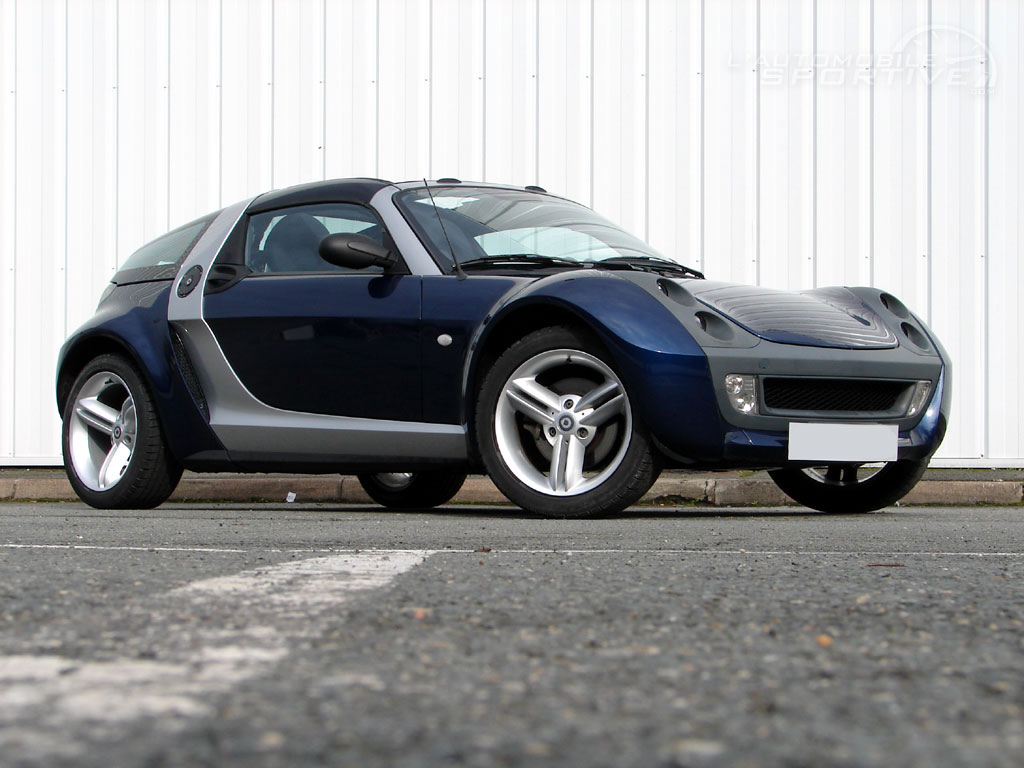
56,306 -> 227,465
57,331 -> 160,417
463,300 -> 594,461
462,273 -> 713,462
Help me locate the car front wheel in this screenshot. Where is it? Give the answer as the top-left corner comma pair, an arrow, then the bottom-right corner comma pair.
62,354 -> 182,509
768,459 -> 929,513
475,326 -> 660,518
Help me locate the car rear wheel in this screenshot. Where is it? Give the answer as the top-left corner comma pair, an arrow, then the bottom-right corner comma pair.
356,471 -> 467,509
475,326 -> 660,518
768,459 -> 929,513
62,354 -> 182,509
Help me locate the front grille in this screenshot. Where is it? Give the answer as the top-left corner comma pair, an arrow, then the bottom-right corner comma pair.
171,329 -> 210,420
762,378 -> 908,414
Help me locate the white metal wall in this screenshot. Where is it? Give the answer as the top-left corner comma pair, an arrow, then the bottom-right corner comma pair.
1,0 -> 1021,466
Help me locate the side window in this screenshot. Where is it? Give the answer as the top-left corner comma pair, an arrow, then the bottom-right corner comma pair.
245,203 -> 387,274
120,214 -> 215,271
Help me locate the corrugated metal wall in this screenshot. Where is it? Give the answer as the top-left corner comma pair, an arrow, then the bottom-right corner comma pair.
1,0 -> 1021,466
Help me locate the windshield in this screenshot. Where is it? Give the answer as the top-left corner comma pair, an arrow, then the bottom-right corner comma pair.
395,187 -> 670,272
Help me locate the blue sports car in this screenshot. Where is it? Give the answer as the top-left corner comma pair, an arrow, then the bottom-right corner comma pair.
57,179 -> 949,517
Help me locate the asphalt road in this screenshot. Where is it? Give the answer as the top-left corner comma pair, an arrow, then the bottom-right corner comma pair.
1,502 -> 1022,768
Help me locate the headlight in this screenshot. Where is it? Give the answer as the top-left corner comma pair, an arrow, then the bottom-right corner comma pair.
906,380 -> 932,417
724,374 -> 758,414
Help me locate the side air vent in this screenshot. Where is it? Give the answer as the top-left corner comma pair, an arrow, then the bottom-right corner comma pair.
694,310 -> 735,341
879,292 -> 911,319
658,278 -> 696,306
171,329 -> 209,421
900,321 -> 932,352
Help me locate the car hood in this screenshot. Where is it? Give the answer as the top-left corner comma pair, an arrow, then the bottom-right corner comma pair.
684,281 -> 898,349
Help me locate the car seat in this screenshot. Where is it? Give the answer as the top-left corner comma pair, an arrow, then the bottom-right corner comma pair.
260,213 -> 332,272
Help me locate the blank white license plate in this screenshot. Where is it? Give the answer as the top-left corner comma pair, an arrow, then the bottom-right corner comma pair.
787,423 -> 898,462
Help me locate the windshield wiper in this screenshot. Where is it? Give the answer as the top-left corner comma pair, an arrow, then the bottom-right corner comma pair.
458,255 -> 588,271
590,256 -> 704,279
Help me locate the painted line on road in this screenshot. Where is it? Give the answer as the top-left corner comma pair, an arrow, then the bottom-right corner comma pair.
2,543 -> 254,553
500,549 -> 1024,557
175,550 -> 433,606
0,549 -> 433,761
2,543 -> 1023,559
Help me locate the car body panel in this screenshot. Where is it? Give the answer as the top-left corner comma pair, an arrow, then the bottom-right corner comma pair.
57,178 -> 951,482
204,274 -> 423,421
687,282 -> 899,349
471,271 -> 727,462
421,274 -> 526,425
56,282 -> 228,465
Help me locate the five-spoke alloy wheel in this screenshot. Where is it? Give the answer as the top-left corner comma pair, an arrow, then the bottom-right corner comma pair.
476,326 -> 660,518
62,354 -> 182,509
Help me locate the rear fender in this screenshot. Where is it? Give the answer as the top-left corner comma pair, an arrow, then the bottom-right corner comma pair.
56,283 -> 226,463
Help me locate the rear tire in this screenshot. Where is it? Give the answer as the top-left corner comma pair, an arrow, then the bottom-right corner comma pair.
356,471 -> 467,509
62,354 -> 182,509
768,459 -> 929,513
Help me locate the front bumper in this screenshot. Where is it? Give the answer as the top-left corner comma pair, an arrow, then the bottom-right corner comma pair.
641,334 -> 950,470
718,365 -> 949,468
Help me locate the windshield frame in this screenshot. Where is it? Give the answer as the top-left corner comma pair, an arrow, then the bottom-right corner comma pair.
392,185 -> 671,275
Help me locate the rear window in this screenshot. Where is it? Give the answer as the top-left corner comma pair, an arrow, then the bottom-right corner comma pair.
120,213 -> 216,272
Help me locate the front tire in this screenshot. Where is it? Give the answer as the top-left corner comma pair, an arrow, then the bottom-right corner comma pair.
475,326 -> 660,518
62,354 -> 182,509
356,471 -> 467,509
768,459 -> 929,513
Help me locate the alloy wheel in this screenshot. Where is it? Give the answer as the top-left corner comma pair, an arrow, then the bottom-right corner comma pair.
493,348 -> 632,496
67,371 -> 138,492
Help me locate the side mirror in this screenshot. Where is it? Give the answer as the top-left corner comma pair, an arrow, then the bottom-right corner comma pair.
318,233 -> 394,270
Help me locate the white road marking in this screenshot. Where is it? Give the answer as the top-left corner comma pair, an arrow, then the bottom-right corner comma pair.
0,550 -> 432,760
0,543 -> 1018,760
3,543 -> 1023,557
175,550 -> 433,607
1,543 -> 254,553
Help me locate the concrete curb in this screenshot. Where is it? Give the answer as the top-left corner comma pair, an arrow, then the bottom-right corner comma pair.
1,472 -> 1021,506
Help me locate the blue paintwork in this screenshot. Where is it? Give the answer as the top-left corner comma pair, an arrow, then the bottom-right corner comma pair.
57,178 -> 951,480
55,282 -> 224,462
421,275 -> 525,424
470,271 -> 728,462
58,262 -> 952,473
204,273 -> 423,421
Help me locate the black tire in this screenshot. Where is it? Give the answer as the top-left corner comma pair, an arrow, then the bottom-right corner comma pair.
475,325 -> 661,518
356,471 -> 467,509
61,353 -> 182,509
768,459 -> 929,513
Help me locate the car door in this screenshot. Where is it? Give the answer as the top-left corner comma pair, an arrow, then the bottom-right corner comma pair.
202,202 -> 422,422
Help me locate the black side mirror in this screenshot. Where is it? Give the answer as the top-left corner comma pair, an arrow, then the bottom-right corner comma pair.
318,233 -> 394,270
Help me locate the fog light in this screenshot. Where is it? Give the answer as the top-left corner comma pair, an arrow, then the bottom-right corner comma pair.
906,380 -> 932,417
725,374 -> 758,414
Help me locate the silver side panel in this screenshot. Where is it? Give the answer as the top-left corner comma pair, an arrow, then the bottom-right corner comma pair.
167,196 -> 467,461
370,186 -> 443,275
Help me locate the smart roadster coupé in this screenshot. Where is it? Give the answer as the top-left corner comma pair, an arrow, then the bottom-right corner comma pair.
57,179 -> 949,516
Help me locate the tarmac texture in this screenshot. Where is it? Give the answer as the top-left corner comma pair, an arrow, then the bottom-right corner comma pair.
0,501 -> 1022,767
